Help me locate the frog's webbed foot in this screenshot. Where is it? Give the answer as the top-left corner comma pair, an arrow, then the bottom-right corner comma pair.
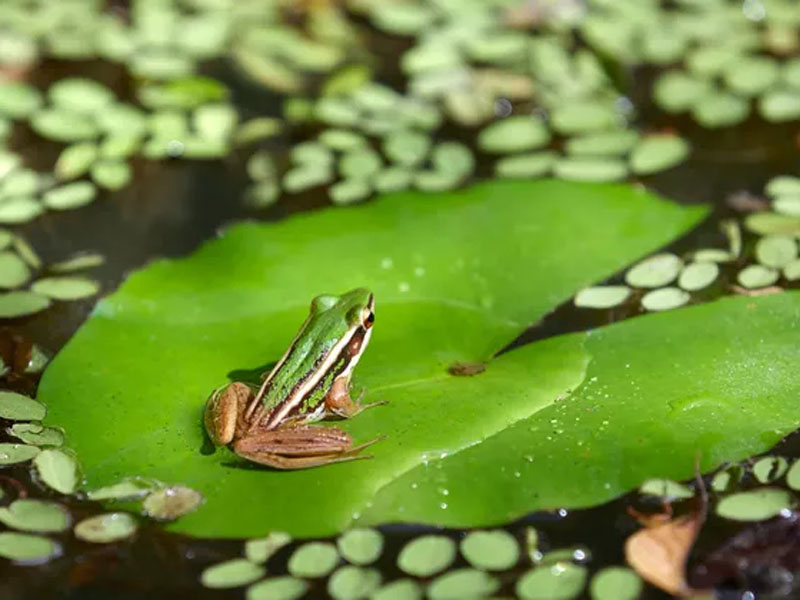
232,425 -> 384,470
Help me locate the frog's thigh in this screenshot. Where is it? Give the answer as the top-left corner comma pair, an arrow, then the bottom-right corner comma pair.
233,425 -> 352,457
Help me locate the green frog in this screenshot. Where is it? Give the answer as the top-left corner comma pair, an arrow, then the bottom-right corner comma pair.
204,288 -> 384,469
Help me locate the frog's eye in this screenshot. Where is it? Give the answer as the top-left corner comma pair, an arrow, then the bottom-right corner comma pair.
362,308 -> 375,328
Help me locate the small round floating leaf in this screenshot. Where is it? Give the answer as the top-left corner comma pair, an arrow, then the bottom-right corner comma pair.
745,212 -> 800,235
247,576 -> 308,600
91,161 -> 131,191
759,91 -> 800,122
0,170 -> 41,199
786,460 -> 800,491
291,141 -> 334,167
339,149 -> 382,179
288,542 -> 339,578
460,530 -> 519,570
630,135 -> 689,175
0,532 -> 59,563
246,531 -> 292,564
0,81 -> 42,118
397,535 -> 455,577
328,566 -> 381,600
589,567 -> 642,600
639,478 -> 694,500
574,286 -> 631,309
315,97 -> 361,127
0,198 -> 42,224
692,92 -> 750,128
517,563 -> 588,600
783,259 -> 800,280
330,179 -> 371,205
477,116 -> 550,154
30,109 -> 98,142
8,423 -> 63,447
625,253 -> 682,288
678,262 -> 719,291
0,499 -> 69,532
234,118 -> 282,146
566,131 -> 638,157
96,103 -> 147,136
752,456 -> 789,484
244,182 -> 280,209
641,287 -> 690,311
428,568 -> 499,600
737,264 -> 780,289
34,448 -> 80,494
86,478 -> 161,501
337,528 -> 383,566
43,182 -> 97,211
371,579 -> 422,600
246,152 -> 275,182
431,142 -> 474,177
12,236 -> 40,270
0,443 -> 39,465
687,46 -> 740,77
282,166 -> 333,193
773,195 -> 800,217
74,512 -> 137,543
374,167 -> 413,193
767,176 -> 800,197
414,171 -> 462,192
0,151 -> 20,179
49,253 -> 104,273
382,130 -> 430,167
142,486 -> 203,521
716,488 -> 793,521
0,251 -> 30,289
201,558 -> 265,589
49,78 -> 114,114
755,235 -> 797,267
193,103 -> 238,140
319,129 -> 367,152
553,157 -> 627,182
495,152 -> 555,179
31,277 -> 100,301
55,143 -> 98,181
711,464 -> 744,493
100,135 -> 142,160
551,102 -> 619,135
653,71 -> 712,113
0,291 -> 50,317
0,391 -> 45,420
723,56 -> 779,96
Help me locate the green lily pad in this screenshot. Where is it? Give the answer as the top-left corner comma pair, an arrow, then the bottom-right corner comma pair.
397,536 -> 456,577
427,568 -> 499,600
328,566 -> 381,600
31,277 -> 100,300
0,499 -> 69,533
0,532 -> 59,563
574,286 -> 631,309
36,181 -> 708,538
737,265 -> 779,289
247,577 -> 308,600
0,443 -> 40,465
246,531 -> 292,564
371,579 -> 422,600
34,448 -> 80,494
517,563 -> 587,600
460,530 -> 519,570
73,512 -> 138,543
337,528 -> 383,565
0,391 -> 45,420
288,542 -> 339,578
625,253 -> 682,288
629,135 -> 690,175
640,287 -> 690,311
142,486 -> 203,521
755,235 -> 797,268
477,116 -> 550,154
678,262 -> 719,291
0,291 -> 50,317
589,567 -> 642,600
752,456 -> 788,484
639,478 -> 694,500
201,558 -> 265,588
716,488 -> 793,521
8,423 -> 63,447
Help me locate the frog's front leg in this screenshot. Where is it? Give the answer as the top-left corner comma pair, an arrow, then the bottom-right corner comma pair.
204,382 -> 253,446
232,424 -> 383,470
325,375 -> 387,419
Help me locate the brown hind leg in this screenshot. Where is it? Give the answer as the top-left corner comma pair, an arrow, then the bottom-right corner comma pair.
232,424 -> 384,470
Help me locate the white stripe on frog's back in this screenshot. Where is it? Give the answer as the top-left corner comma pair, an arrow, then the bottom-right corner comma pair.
264,325 -> 361,429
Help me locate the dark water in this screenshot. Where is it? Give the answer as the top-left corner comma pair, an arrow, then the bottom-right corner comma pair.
1,44 -> 800,600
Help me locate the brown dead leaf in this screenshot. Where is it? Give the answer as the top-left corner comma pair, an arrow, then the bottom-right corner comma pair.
625,509 -> 704,596
730,285 -> 784,297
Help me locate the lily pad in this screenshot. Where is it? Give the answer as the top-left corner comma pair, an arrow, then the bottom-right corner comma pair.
716,488 -> 793,521
34,448 -> 80,494
460,530 -> 519,570
0,391 -> 45,420
397,536 -> 456,577
74,512 -> 138,543
0,532 -> 59,563
0,443 -> 40,465
337,528 -> 383,565
0,499 -> 69,533
36,181 -> 711,538
201,558 -> 265,588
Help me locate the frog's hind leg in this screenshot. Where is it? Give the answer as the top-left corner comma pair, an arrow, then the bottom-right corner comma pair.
232,425 -> 383,470
324,376 -> 387,419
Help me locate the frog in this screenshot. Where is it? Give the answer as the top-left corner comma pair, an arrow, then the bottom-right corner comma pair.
203,288 -> 384,469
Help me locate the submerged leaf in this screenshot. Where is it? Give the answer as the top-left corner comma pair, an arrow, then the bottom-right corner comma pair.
74,512 -> 137,543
